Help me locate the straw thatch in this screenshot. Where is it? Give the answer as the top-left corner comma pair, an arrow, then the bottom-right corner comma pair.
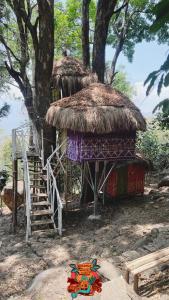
52,56 -> 97,98
46,83 -> 146,134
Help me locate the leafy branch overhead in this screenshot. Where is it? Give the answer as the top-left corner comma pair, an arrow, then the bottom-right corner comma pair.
145,0 -> 169,96
144,54 -> 169,96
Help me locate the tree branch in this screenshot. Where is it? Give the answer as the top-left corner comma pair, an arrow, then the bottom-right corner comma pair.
114,0 -> 128,14
0,35 -> 21,63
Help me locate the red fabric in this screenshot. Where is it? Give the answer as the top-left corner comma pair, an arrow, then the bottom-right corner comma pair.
127,164 -> 145,194
106,170 -> 118,197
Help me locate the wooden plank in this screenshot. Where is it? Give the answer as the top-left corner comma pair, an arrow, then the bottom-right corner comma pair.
31,219 -> 53,226
126,246 -> 169,271
132,254 -> 169,276
32,201 -> 50,206
30,185 -> 46,189
31,193 -> 47,198
31,209 -> 52,216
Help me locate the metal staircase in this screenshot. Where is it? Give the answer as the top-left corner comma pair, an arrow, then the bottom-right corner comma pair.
12,123 -> 62,241
27,156 -> 56,238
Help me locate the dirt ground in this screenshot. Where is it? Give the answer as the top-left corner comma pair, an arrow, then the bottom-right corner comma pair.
1,174 -> 169,300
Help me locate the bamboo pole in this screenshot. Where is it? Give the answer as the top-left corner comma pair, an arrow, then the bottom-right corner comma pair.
94,160 -> 99,216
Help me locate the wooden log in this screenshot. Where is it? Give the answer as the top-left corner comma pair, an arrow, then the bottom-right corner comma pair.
134,274 -> 139,293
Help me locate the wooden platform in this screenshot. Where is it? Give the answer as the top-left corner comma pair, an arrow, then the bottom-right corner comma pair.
125,246 -> 169,293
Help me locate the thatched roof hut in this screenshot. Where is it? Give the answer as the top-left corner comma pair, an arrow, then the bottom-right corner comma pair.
52,56 -> 97,98
46,83 -> 146,134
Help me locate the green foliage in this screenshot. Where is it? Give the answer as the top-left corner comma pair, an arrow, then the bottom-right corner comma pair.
144,0 -> 169,129
0,137 -> 12,176
150,0 -> 169,32
54,0 -> 82,57
0,137 -> 22,179
153,98 -> 169,129
112,67 -> 133,97
0,103 -> 10,118
0,169 -> 9,191
137,120 -> 169,170
54,0 -> 96,58
107,0 -> 156,63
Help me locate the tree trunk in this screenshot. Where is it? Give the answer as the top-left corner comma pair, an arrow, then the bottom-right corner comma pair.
110,38 -> 124,84
33,0 -> 55,159
92,0 -> 118,83
82,0 -> 91,68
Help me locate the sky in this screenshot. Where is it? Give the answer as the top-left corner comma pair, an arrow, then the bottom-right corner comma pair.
0,40 -> 169,141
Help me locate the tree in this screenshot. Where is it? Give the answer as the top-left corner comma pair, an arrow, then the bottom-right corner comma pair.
82,0 -> 91,68
54,0 -> 82,58
0,0 -> 55,157
92,0 -> 120,83
107,0 -> 157,83
144,0 -> 169,128
112,68 -> 133,97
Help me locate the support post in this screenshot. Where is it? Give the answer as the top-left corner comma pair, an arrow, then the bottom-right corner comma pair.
12,158 -> 18,233
103,161 -> 107,206
94,160 -> 99,216
64,157 -> 68,209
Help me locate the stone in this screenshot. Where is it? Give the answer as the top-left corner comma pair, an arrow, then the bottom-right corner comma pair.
88,215 -> 101,220
150,228 -> 159,238
122,250 -> 140,261
158,176 -> 169,188
157,197 -> 165,202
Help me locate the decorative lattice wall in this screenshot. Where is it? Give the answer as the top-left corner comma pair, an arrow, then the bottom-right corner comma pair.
67,130 -> 136,162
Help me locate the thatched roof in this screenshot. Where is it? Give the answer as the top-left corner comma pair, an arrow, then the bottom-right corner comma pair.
46,83 -> 146,134
52,56 -> 97,97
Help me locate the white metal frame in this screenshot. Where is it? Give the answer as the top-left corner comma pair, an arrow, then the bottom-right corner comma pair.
45,141 -> 66,236
12,124 -> 32,241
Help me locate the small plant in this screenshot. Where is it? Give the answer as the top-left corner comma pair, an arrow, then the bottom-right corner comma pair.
137,119 -> 169,170
0,169 -> 9,191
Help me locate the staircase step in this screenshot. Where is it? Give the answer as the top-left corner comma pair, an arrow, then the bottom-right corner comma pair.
31,178 -> 43,181
31,219 -> 53,226
30,172 -> 43,176
29,169 -> 42,173
32,201 -> 50,207
30,185 -> 46,189
32,229 -> 56,237
40,175 -> 47,181
32,193 -> 48,198
31,209 -> 52,216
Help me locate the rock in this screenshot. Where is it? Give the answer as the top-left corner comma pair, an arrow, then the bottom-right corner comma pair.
158,176 -> 169,188
134,234 -> 153,249
150,228 -> 159,238
142,244 -> 156,252
153,205 -> 159,209
160,264 -> 169,272
122,250 -> 140,261
88,215 -> 101,220
160,169 -> 169,177
157,197 -> 165,202
159,186 -> 169,193
149,188 -> 159,195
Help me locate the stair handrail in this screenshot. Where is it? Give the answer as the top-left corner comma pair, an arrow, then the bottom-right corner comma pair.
46,159 -> 63,236
46,138 -> 67,165
21,130 -> 32,241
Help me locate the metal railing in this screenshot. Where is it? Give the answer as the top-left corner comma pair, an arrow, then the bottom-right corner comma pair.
12,125 -> 32,241
45,140 -> 67,236
22,139 -> 32,241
